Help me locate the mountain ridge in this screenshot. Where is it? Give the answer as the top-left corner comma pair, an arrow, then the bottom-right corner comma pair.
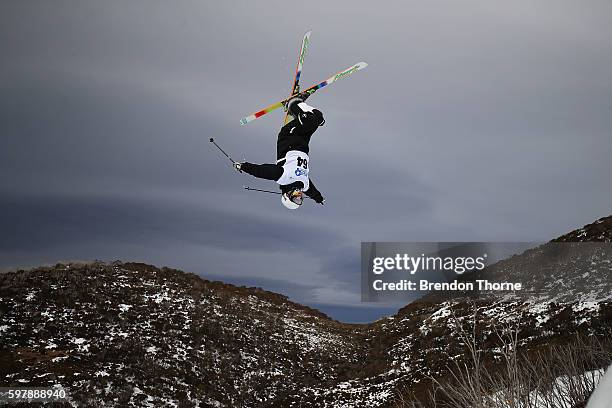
1,215 -> 611,406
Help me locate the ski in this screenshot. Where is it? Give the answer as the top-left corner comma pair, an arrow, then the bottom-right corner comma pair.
283,30 -> 311,125
239,61 -> 368,126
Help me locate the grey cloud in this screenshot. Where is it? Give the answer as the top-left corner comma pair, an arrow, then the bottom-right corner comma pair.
0,193 -> 343,254
2,0 -> 612,321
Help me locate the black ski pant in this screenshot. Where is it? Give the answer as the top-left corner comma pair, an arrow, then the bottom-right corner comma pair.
241,162 -> 283,181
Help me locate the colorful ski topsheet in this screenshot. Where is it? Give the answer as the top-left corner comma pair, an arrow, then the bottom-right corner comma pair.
240,61 -> 368,125
283,30 -> 311,125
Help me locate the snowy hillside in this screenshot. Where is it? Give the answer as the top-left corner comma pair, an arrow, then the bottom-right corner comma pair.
1,216 -> 612,407
0,263 -> 367,407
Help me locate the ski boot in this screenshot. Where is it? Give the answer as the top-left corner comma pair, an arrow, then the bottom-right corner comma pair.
296,90 -> 311,102
284,91 -> 310,112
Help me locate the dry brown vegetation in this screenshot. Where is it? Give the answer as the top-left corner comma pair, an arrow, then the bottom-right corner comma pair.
393,310 -> 612,408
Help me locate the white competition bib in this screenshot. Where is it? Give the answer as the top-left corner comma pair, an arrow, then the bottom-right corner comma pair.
276,150 -> 310,191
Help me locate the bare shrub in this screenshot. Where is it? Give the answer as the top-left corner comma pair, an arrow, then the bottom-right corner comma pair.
394,308 -> 612,408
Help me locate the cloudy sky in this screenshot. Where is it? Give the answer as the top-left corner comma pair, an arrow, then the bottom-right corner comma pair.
2,1 -> 611,322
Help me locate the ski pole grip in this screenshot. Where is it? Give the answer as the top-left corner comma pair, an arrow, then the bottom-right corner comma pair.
209,138 -> 214,142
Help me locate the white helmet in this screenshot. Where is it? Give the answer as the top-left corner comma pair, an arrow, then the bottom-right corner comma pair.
281,189 -> 304,210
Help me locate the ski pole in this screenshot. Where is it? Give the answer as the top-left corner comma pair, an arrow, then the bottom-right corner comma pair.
243,186 -> 281,195
243,186 -> 315,201
209,138 -> 236,164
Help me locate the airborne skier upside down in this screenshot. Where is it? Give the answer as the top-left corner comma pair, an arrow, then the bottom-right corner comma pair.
220,31 -> 367,210
234,91 -> 325,209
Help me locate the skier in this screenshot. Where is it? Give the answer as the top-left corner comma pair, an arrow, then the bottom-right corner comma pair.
233,92 -> 326,210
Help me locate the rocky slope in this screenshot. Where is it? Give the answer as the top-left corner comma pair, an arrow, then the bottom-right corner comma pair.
553,215 -> 612,242
1,216 -> 611,407
0,263 -> 368,407
349,216 -> 612,405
